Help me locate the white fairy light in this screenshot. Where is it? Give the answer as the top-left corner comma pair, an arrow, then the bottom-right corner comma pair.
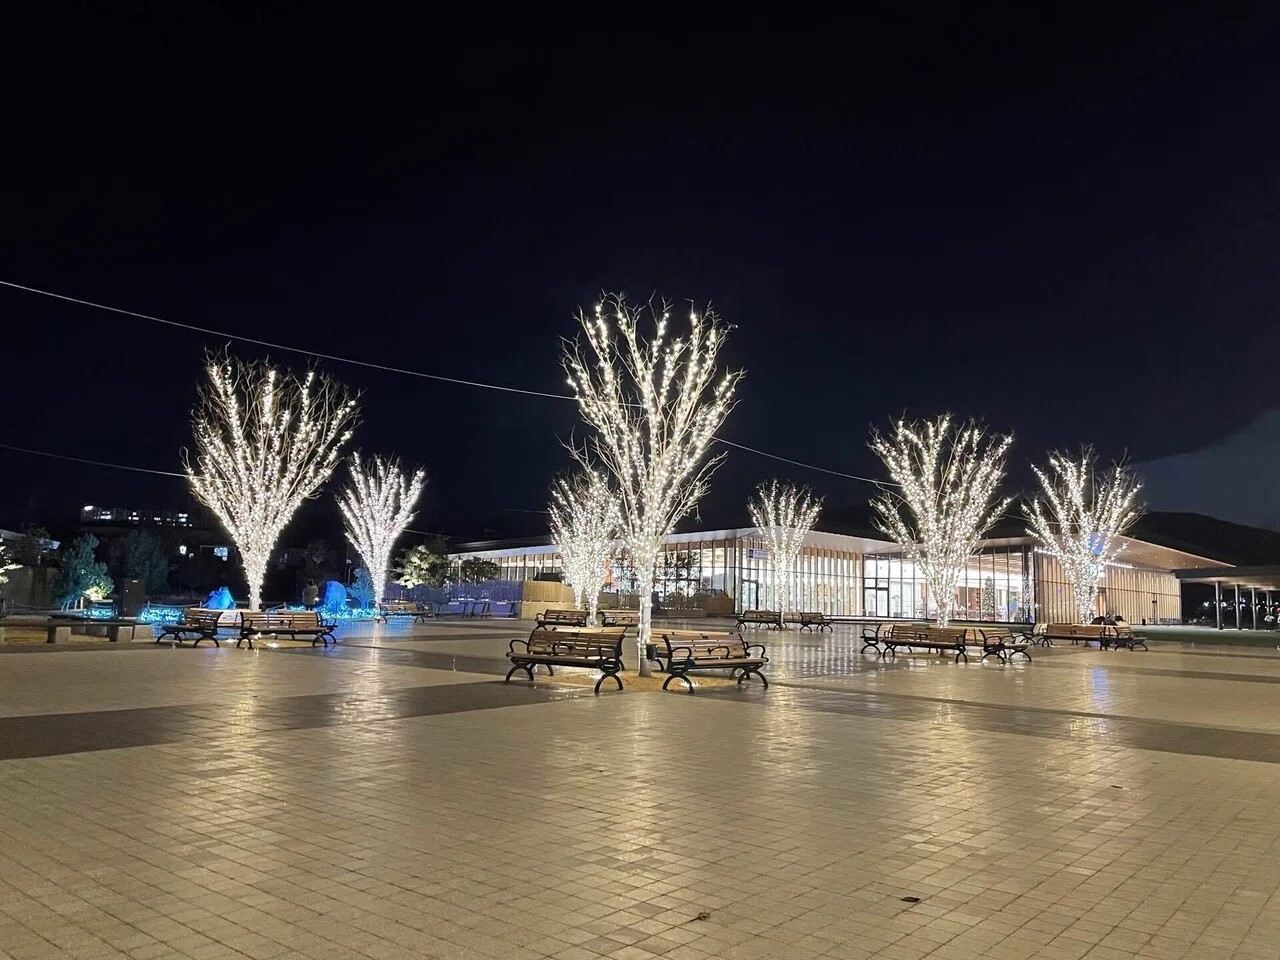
563,294 -> 743,676
0,543 -> 18,585
1024,450 -> 1142,624
548,469 -> 620,623
869,415 -> 1012,627
184,352 -> 359,611
338,453 -> 425,610
748,479 -> 823,616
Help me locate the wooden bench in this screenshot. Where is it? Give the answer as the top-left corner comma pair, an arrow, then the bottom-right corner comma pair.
881,624 -> 970,663
599,609 -> 640,627
506,627 -> 627,693
976,625 -> 1032,663
46,614 -> 150,644
657,630 -> 768,692
535,608 -> 589,630
736,609 -> 783,630
1036,623 -> 1111,648
155,609 -> 228,646
797,612 -> 833,632
1109,623 -> 1148,650
237,611 -> 336,649
860,622 -> 896,653
375,600 -> 431,623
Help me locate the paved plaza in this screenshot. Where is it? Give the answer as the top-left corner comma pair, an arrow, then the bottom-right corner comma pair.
2,622 -> 1280,960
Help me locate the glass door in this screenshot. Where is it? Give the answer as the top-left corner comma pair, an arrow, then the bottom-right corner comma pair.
863,586 -> 889,617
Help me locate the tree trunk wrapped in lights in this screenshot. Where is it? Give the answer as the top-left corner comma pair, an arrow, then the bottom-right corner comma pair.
1024,449 -> 1142,624
184,353 -> 359,611
338,453 -> 425,610
747,479 -> 822,618
869,415 -> 1011,627
564,294 -> 743,676
549,470 -> 620,624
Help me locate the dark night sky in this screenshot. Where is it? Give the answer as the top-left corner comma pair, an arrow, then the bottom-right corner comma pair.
2,4 -> 1278,543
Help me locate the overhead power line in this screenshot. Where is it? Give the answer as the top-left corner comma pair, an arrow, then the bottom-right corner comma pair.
0,278 -> 887,486
0,442 -> 185,478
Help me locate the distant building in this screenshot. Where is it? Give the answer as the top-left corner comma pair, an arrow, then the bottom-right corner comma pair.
79,505 -> 197,528
449,523 -> 1225,623
76,505 -> 230,562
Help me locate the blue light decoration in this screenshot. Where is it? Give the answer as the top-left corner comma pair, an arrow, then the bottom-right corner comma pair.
139,604 -> 185,624
205,586 -> 235,610
321,580 -> 347,611
279,602 -> 378,620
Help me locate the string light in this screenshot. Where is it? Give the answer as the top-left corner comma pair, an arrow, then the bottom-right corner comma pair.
563,294 -> 743,676
184,352 -> 359,611
869,415 -> 1012,627
748,479 -> 823,615
338,453 -> 425,610
548,470 -> 620,623
1024,450 -> 1142,623
0,543 -> 19,586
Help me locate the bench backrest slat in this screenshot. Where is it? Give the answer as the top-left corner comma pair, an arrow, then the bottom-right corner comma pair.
659,631 -> 757,660
243,611 -> 322,630
526,627 -> 625,657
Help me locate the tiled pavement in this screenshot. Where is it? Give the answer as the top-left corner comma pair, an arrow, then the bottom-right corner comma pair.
2,623 -> 1280,959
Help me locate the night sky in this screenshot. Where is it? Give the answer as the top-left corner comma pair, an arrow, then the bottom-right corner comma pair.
3,6 -> 1278,543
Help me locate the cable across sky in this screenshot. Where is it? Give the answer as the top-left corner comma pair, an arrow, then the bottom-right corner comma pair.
0,278 -> 887,486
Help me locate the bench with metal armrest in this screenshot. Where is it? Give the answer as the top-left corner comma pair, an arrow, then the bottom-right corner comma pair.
880,624 -> 970,663
736,609 -> 783,629
534,608 -> 589,630
796,611 -> 833,632
657,630 -> 768,692
506,627 -> 627,693
237,611 -> 336,649
155,608 -> 229,646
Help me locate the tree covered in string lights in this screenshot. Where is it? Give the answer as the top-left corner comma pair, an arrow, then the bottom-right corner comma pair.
184,353 -> 359,611
338,453 -> 424,610
564,294 -> 743,675
869,415 -> 1011,626
0,543 -> 20,586
549,470 -> 620,623
1024,449 -> 1142,624
748,479 -> 822,616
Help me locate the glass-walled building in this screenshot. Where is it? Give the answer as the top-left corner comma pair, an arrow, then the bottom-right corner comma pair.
449,527 -> 1223,623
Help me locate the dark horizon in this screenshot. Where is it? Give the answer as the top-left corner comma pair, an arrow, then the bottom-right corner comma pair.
3,6 -> 1279,542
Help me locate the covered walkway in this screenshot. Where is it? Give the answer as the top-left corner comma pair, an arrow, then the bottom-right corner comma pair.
1175,564 -> 1280,629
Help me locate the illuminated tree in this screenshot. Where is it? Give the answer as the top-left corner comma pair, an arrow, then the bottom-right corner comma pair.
0,543 -> 20,586
338,453 -> 425,609
549,470 -> 620,622
870,416 -> 1012,626
53,534 -> 113,610
395,542 -> 449,590
748,479 -> 822,616
564,294 -> 743,675
458,557 -> 501,582
1025,449 -> 1142,623
185,353 -> 359,611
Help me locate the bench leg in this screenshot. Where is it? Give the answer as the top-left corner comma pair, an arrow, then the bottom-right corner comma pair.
505,663 -> 535,683
955,648 -> 968,663
737,668 -> 768,688
593,667 -> 623,694
662,672 -> 694,692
